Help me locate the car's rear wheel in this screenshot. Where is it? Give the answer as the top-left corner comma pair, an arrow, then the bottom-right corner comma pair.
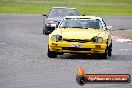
47,48 -> 57,58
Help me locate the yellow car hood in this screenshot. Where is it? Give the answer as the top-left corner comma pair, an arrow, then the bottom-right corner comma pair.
58,28 -> 106,39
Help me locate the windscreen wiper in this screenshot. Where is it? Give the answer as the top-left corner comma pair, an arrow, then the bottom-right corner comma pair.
71,27 -> 82,28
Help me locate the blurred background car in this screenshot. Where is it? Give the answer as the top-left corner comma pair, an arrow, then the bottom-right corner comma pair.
43,7 -> 80,35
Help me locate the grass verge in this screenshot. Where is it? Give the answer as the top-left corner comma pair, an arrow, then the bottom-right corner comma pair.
0,0 -> 132,15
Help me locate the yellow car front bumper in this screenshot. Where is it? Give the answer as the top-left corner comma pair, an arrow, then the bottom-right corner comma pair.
49,42 -> 107,54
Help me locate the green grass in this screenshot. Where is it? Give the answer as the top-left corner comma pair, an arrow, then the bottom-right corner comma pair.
0,0 -> 132,15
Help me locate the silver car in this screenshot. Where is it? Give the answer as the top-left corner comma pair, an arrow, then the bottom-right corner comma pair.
43,7 -> 80,35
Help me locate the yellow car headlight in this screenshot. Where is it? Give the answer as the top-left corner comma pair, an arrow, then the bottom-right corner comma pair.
91,37 -> 103,43
51,35 -> 62,42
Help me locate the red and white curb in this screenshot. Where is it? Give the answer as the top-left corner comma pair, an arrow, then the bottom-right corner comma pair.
112,36 -> 132,43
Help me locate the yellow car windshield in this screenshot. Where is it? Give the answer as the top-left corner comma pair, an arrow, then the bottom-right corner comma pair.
59,18 -> 101,29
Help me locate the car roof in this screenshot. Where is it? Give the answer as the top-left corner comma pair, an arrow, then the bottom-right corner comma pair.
52,7 -> 76,10
64,16 -> 102,20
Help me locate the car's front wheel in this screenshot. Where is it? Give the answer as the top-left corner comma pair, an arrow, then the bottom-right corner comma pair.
43,30 -> 49,35
43,26 -> 49,35
98,42 -> 112,59
98,49 -> 108,59
108,42 -> 112,56
47,48 -> 57,58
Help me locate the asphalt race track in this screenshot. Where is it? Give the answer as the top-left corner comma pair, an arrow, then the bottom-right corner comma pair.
0,14 -> 132,88
101,16 -> 132,30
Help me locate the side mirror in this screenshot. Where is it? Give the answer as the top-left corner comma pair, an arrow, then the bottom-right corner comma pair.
106,26 -> 112,30
55,22 -> 60,28
43,14 -> 47,17
58,22 -> 60,25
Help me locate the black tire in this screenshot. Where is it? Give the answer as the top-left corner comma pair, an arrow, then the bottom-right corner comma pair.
101,52 -> 108,59
43,26 -> 49,35
98,49 -> 108,59
43,30 -> 45,34
108,42 -> 112,56
47,48 -> 57,58
43,30 -> 49,35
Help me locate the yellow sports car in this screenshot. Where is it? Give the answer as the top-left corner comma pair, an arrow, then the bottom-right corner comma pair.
48,16 -> 112,59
